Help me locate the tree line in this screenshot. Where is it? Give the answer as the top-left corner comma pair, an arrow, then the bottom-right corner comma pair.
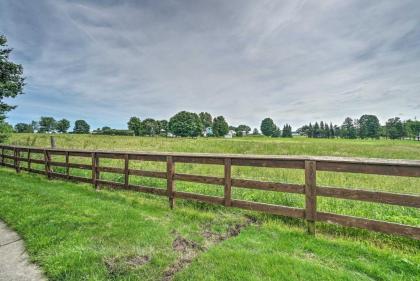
297,115 -> 420,140
14,117 -> 90,134
127,111 -> 247,137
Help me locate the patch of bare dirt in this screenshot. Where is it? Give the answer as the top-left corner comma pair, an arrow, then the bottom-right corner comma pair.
202,215 -> 258,243
162,216 -> 258,281
162,234 -> 203,281
105,255 -> 150,276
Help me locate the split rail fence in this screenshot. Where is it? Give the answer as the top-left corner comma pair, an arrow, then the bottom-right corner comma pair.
1,144 -> 419,240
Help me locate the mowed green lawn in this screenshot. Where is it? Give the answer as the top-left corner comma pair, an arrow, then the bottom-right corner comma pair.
1,134 -> 420,280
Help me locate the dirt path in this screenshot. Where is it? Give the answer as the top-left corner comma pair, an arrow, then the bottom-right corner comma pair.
0,221 -> 45,281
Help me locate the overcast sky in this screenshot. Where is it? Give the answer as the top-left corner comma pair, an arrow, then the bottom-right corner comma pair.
1,0 -> 419,130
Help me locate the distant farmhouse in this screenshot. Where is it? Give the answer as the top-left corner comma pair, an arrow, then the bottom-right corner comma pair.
203,127 -> 213,137
224,130 -> 236,139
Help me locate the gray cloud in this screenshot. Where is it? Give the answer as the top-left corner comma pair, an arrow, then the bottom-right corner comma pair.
1,0 -> 420,129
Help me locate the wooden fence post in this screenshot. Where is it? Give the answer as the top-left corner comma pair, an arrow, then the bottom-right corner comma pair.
92,152 -> 97,189
15,148 -> 20,173
167,156 -> 175,209
65,151 -> 70,179
124,154 -> 129,188
305,160 -> 317,235
50,136 -> 56,148
1,147 -> 4,166
27,149 -> 31,170
44,150 -> 51,179
224,158 -> 232,206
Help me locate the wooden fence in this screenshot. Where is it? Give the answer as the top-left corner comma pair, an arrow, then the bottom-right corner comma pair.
1,144 -> 419,240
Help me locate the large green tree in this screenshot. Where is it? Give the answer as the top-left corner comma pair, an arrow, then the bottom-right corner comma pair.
341,117 -> 357,139
56,119 -> 70,133
358,114 -> 380,139
14,123 -> 33,133
127,117 -> 142,136
157,120 -> 169,136
404,119 -> 420,140
141,118 -> 159,136
0,35 -> 24,122
385,117 -> 404,139
73,120 -> 90,134
39,117 -> 57,133
199,112 -> 212,128
169,111 -> 203,137
260,118 -> 277,136
212,116 -> 229,137
236,124 -> 251,136
0,122 -> 12,142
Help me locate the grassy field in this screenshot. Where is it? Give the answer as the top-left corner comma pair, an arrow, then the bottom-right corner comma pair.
8,133 -> 420,159
1,134 -> 420,280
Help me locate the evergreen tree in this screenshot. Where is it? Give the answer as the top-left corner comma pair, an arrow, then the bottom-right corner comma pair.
282,124 -> 292,137
320,121 -> 325,137
341,117 -> 357,139
272,127 -> 281,137
325,123 -> 330,138
313,122 -> 320,138
330,122 -> 335,138
308,123 -> 313,138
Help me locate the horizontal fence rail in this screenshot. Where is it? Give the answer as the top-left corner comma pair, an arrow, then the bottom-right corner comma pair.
1,145 -> 420,240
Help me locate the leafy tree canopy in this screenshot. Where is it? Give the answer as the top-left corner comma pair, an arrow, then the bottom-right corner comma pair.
127,117 -> 142,136
358,114 -> 380,139
169,111 -> 203,137
14,122 -> 33,133
73,120 -> 90,134
199,112 -> 212,128
56,119 -> 70,133
39,117 -> 57,133
260,118 -> 277,137
212,116 -> 229,137
385,117 -> 404,140
141,118 -> 159,136
0,35 -> 24,122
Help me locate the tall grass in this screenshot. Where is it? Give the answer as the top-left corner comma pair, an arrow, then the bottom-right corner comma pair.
6,134 -> 420,228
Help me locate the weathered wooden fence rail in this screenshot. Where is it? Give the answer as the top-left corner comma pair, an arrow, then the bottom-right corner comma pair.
1,145 -> 420,240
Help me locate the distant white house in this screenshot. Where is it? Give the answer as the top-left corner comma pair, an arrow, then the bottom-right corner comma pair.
203,127 -> 213,137
224,130 -> 236,139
